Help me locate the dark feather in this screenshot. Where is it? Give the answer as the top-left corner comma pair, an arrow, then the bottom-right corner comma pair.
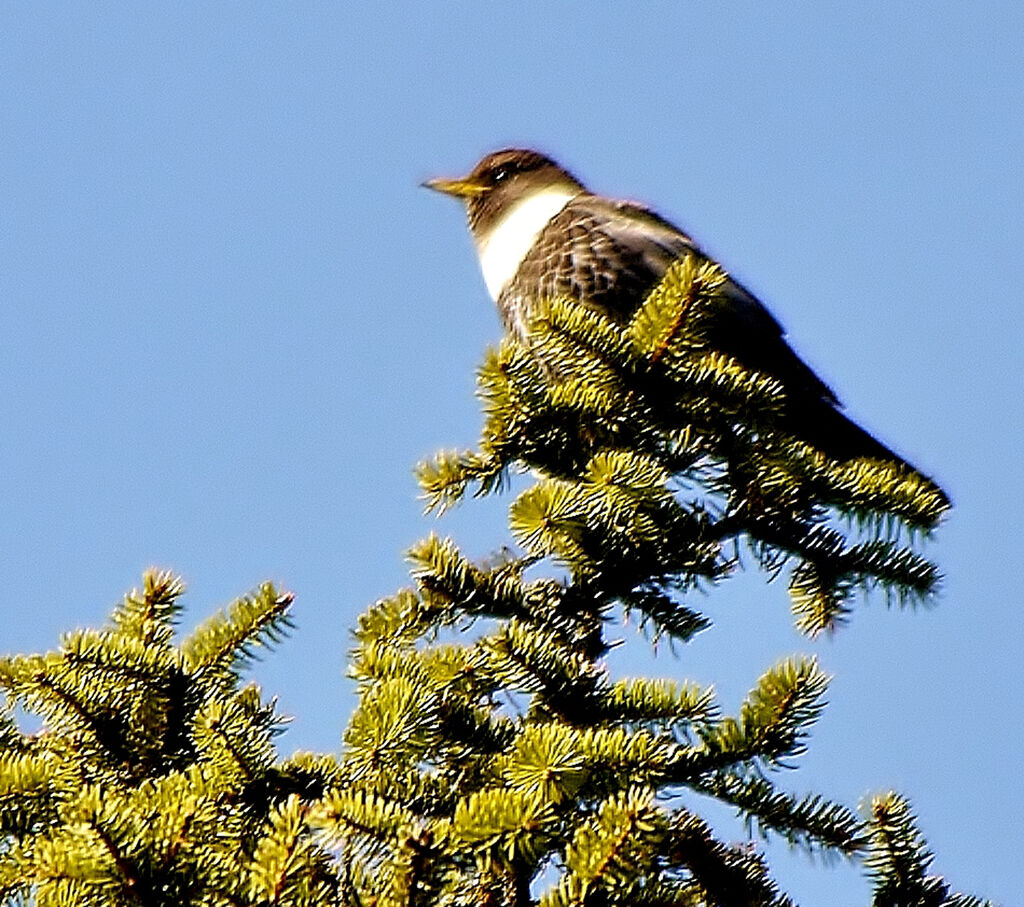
500,193 -> 930,475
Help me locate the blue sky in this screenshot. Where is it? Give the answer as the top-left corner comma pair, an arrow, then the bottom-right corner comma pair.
2,4 -> 1021,903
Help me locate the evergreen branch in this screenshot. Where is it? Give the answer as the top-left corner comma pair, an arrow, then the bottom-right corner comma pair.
417,448 -> 507,514
665,807 -> 792,907
343,674 -> 440,772
182,583 -> 294,677
484,619 -> 603,713
452,787 -> 559,865
88,809 -> 145,904
246,794 -> 307,904
0,848 -> 31,906
610,878 -> 704,906
204,704 -> 258,783
434,688 -> 517,761
409,534 -> 532,621
0,705 -> 25,753
352,588 -> 428,649
697,658 -> 829,769
155,801 -> 197,879
561,786 -> 664,898
194,689 -> 279,785
599,677 -> 717,732
350,643 -> 515,771
0,750 -> 65,836
545,375 -> 628,422
21,665 -> 138,767
836,540 -> 940,601
509,471 -> 721,598
1,619 -> 196,777
111,569 -> 186,648
533,296 -> 637,379
864,792 -> 994,907
348,634 -> 433,689
698,774 -> 866,855
62,629 -> 178,688
267,752 -> 346,803
665,351 -> 787,427
630,255 -> 729,362
502,723 -> 589,804
620,588 -> 712,644
505,720 -> 681,804
508,481 -> 589,567
567,726 -> 677,790
795,449 -> 951,532
789,559 -> 855,636
311,788 -> 441,905
789,539 -> 940,636
474,342 -> 564,478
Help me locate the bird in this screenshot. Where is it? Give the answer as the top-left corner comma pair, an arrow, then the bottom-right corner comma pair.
423,148 -> 945,497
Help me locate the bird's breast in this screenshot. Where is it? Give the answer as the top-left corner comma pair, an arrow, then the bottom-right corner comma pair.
476,189 -> 578,301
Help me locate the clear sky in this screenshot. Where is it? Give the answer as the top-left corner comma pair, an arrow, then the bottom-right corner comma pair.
2,4 -> 1020,904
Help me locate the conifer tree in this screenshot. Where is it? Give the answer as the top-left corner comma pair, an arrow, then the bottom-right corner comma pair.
0,257 -> 989,905
329,256 -> 986,905
0,572 -> 344,906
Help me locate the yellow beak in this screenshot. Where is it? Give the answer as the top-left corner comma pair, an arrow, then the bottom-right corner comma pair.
421,176 -> 487,198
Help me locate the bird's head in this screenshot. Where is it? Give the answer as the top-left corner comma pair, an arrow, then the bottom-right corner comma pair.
423,148 -> 585,240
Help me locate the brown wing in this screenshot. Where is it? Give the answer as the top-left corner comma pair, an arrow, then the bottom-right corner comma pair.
501,193 -> 839,405
501,195 -> 694,325
497,193 -> 945,477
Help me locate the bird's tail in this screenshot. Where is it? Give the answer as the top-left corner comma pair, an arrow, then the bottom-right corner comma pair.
786,400 -> 951,510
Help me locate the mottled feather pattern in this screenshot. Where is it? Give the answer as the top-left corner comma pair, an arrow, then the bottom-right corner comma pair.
499,198 -> 669,340
499,194 -> 838,407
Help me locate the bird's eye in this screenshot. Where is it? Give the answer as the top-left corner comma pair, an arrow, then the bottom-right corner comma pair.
493,166 -> 509,182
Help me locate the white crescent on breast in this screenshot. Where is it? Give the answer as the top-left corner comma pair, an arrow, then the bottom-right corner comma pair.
476,188 -> 578,301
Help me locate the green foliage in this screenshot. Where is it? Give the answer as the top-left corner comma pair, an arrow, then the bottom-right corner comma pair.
336,561 -> 866,904
0,571 -> 343,906
338,255 -> 980,905
863,793 -> 993,907
0,257 -> 984,905
421,256 -> 948,639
